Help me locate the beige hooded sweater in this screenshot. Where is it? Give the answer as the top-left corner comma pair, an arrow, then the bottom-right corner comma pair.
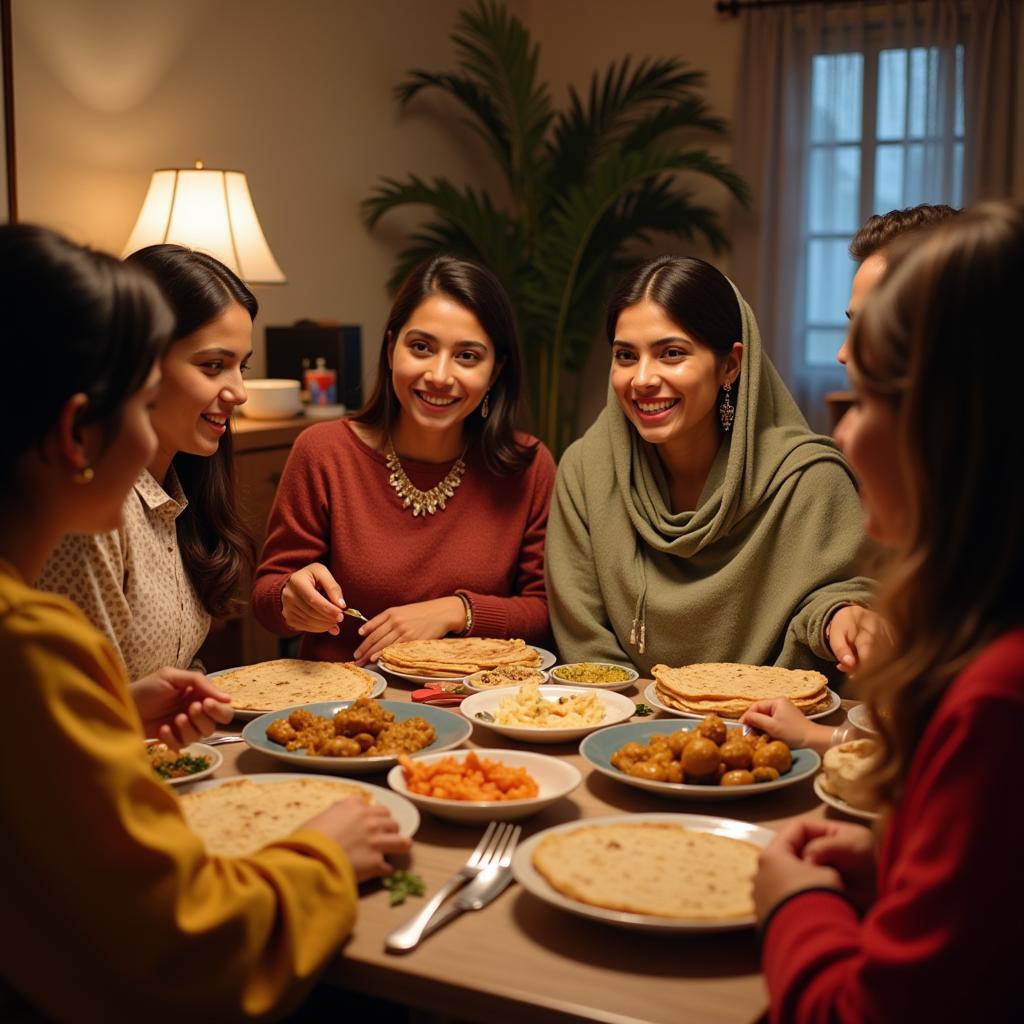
546,286 -> 873,677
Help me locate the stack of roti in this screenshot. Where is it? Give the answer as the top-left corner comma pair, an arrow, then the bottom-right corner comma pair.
653,662 -> 831,719
533,823 -> 760,920
180,778 -> 370,857
379,637 -> 541,678
214,659 -> 375,712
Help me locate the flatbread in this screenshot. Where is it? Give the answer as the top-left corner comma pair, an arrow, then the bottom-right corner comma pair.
532,823 -> 759,920
653,663 -> 828,702
821,739 -> 880,810
380,637 -> 541,677
179,777 -> 369,857
214,659 -> 375,711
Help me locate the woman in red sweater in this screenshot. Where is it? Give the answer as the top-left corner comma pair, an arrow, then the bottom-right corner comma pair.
252,255 -> 555,663
754,201 -> 1024,1021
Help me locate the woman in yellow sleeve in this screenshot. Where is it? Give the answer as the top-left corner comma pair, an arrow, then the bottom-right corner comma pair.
0,224 -> 410,1023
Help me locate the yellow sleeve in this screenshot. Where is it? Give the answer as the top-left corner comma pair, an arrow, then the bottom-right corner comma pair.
0,593 -> 358,1023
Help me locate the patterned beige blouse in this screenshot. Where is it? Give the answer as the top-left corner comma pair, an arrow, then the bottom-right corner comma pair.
37,468 -> 211,680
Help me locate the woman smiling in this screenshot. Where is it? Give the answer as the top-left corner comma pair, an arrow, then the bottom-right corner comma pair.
546,256 -> 877,676
252,254 -> 555,663
38,244 -> 256,691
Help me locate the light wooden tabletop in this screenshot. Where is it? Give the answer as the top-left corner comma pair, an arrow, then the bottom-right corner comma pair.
211,684 -> 853,1024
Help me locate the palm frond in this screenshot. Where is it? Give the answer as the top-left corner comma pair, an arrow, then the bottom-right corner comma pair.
396,70 -> 512,174
546,57 -> 711,193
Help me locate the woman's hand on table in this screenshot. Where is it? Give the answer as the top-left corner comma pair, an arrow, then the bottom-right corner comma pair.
741,698 -> 835,755
754,818 -> 844,925
353,596 -> 467,665
303,799 -> 411,882
800,820 -> 878,911
827,604 -> 889,672
282,562 -> 347,635
131,667 -> 234,750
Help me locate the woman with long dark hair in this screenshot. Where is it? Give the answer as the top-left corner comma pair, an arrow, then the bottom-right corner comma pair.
546,255 -> 877,675
0,225 -> 408,1020
754,202 -> 1024,1021
38,244 -> 256,685
253,254 -> 555,663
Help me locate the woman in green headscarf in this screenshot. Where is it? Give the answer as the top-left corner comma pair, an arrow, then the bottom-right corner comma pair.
546,256 -> 879,678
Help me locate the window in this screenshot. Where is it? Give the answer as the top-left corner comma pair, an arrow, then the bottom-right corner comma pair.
799,41 -> 965,369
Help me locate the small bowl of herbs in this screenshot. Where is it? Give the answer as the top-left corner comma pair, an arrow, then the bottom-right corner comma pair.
146,741 -> 222,786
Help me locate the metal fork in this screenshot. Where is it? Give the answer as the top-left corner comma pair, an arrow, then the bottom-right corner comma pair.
384,821 -> 516,953
414,824 -> 521,944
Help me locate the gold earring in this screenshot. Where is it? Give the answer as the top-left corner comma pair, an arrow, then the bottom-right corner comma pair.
480,392 -> 490,419
719,381 -> 735,433
74,466 -> 95,485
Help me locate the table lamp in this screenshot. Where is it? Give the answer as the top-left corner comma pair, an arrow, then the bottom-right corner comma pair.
121,160 -> 285,284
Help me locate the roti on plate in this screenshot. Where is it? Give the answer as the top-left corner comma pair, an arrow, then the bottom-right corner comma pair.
532,822 -> 760,920
179,777 -> 369,857
214,659 -> 375,711
652,663 -> 829,718
380,637 -> 541,677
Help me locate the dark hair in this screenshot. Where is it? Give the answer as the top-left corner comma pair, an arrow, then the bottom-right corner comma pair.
0,224 -> 171,495
126,244 -> 257,617
849,201 -> 1024,809
849,204 -> 960,263
605,255 -> 742,356
353,254 -> 535,475
605,256 -> 742,431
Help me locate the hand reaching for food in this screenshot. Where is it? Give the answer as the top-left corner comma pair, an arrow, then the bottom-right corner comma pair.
353,596 -> 467,664
131,667 -> 234,750
740,698 -> 835,755
302,799 -> 411,882
282,562 -> 347,635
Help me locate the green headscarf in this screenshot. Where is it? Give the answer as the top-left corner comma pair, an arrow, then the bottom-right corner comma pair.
546,281 -> 873,676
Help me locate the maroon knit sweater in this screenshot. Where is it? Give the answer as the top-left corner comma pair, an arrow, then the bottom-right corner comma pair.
251,419 -> 556,661
762,627 -> 1024,1022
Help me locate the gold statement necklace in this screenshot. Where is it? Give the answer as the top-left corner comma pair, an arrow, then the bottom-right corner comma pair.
385,439 -> 467,517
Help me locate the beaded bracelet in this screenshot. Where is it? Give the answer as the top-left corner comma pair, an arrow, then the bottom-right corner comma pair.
456,592 -> 473,636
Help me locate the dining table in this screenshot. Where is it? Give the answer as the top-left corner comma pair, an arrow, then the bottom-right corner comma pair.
205,680 -> 859,1024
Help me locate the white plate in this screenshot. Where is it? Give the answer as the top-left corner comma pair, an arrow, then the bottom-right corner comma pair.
207,665 -> 387,722
460,685 -> 636,744
242,700 -> 472,775
547,661 -> 640,692
512,812 -> 775,932
378,645 -> 556,685
813,774 -> 880,820
643,681 -> 841,723
182,772 -> 421,837
846,703 -> 878,734
386,748 -> 580,824
147,741 -> 222,787
580,720 -> 820,801
462,667 -> 550,693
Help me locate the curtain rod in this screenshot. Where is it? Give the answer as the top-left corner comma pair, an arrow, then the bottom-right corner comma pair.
716,0 -> 863,15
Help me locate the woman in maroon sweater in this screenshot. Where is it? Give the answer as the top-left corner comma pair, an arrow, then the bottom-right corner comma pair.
754,202 -> 1024,1021
252,255 -> 555,663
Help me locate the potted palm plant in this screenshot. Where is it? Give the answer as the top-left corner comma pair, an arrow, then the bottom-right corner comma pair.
363,0 -> 748,455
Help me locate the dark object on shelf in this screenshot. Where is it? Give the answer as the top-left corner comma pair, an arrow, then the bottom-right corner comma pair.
265,321 -> 363,410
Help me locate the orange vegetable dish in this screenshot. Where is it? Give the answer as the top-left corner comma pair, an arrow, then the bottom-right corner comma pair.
399,752 -> 539,801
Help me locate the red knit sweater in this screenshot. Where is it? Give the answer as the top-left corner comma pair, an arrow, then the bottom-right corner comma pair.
251,420 -> 556,661
762,627 -> 1024,1022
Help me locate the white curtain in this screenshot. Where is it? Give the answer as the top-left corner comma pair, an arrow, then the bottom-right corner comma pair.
730,0 -> 1019,431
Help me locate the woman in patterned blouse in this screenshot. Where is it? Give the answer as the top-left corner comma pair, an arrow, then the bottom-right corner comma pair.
37,245 -> 256,693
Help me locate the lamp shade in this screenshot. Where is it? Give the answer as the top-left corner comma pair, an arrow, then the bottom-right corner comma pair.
122,163 -> 285,283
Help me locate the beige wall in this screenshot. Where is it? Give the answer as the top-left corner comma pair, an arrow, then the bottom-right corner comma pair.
11,1 -> 1022,427
13,0 -> 525,386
